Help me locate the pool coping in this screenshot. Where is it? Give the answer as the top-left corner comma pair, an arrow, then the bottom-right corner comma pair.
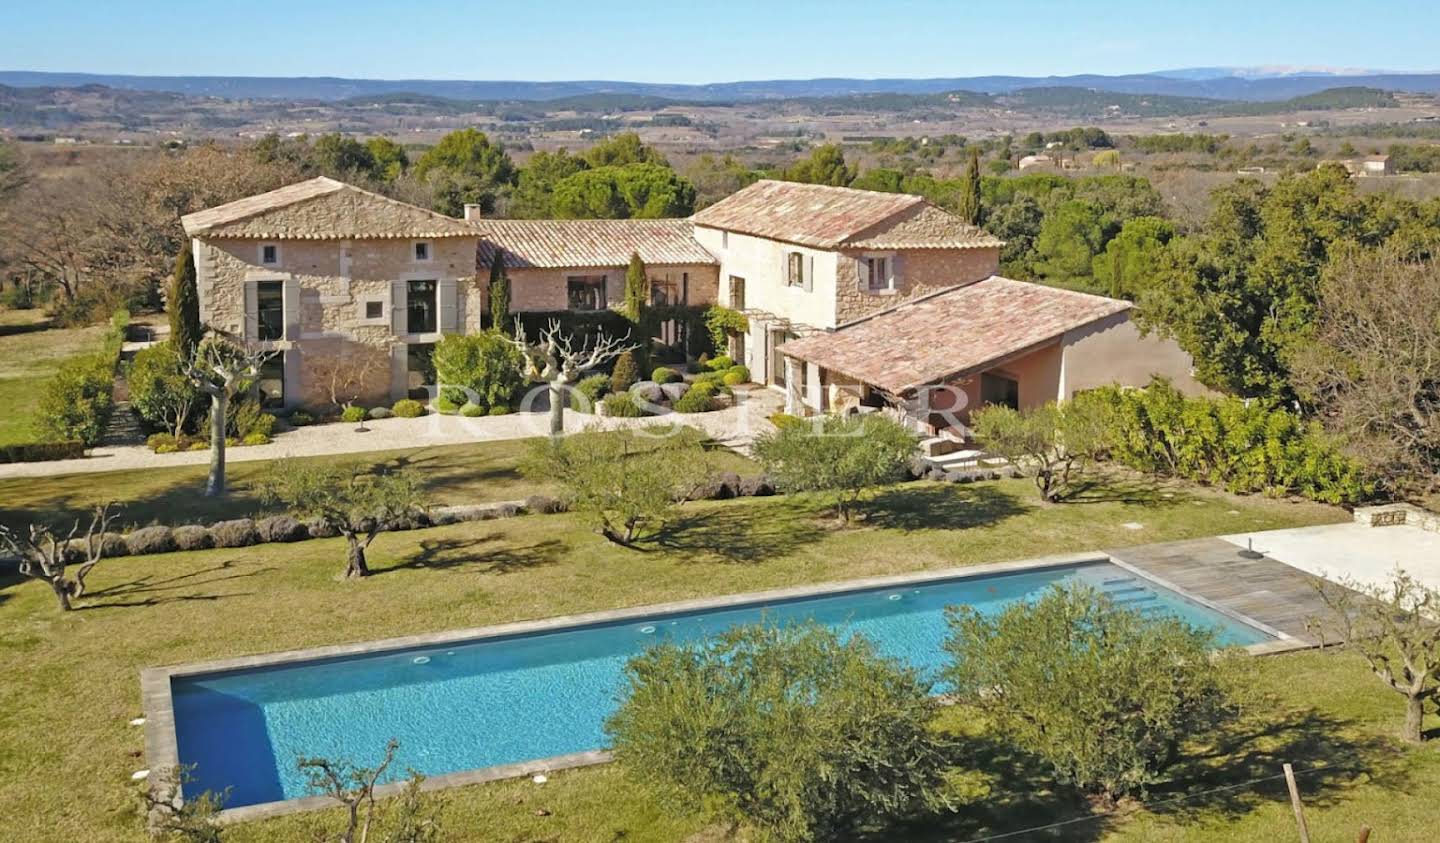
140,550 -> 1305,824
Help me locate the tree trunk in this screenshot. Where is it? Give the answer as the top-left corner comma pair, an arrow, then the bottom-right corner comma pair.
206,392 -> 227,497
1403,695 -> 1425,743
344,535 -> 371,579
49,578 -> 73,611
548,379 -> 565,438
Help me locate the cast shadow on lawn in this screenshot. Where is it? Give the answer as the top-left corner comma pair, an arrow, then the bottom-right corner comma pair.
77,559 -> 272,609
888,706 -> 1401,843
0,318 -> 54,337
649,503 -> 829,564
864,483 -> 1030,532
391,534 -> 564,575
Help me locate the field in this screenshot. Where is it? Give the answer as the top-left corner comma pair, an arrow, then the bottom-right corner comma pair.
0,309 -> 108,447
0,474 -> 1354,842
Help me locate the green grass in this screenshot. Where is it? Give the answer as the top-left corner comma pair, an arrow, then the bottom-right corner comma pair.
0,310 -> 109,447
0,476 -> 1352,842
0,434 -> 759,529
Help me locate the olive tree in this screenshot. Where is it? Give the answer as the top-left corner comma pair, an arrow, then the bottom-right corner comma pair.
298,739 -> 441,843
0,503 -> 118,611
1314,570 -> 1440,744
520,426 -> 711,546
259,460 -> 422,578
944,583 -> 1238,805
606,623 -> 950,842
971,396 -> 1110,502
751,414 -> 917,522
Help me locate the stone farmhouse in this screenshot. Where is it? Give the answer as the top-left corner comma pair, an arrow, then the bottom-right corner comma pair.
181,175 -> 1202,439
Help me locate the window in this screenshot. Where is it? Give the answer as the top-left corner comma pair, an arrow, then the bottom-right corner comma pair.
256,280 -> 284,341
260,243 -> 279,265
407,343 -> 436,398
786,252 -> 805,288
407,279 -> 437,334
257,353 -> 285,408
864,256 -> 893,291
365,300 -> 383,320
650,275 -> 680,306
567,275 -> 607,311
413,241 -> 432,262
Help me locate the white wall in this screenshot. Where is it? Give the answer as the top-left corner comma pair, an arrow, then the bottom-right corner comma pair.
693,225 -> 839,330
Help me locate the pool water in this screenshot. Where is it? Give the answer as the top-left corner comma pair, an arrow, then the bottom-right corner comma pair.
172,561 -> 1273,808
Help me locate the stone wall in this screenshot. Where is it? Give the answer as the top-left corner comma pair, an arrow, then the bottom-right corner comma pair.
834,246 -> 1000,324
507,263 -> 718,313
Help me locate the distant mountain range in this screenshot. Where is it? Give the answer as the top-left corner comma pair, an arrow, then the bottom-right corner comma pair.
2,68 -> 1439,104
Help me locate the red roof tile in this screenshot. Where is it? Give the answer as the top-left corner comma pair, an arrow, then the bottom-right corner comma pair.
778,276 -> 1132,393
692,180 -> 923,248
478,219 -> 716,269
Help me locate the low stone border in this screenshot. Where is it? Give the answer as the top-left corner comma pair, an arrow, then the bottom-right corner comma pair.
141,550 -> 1297,824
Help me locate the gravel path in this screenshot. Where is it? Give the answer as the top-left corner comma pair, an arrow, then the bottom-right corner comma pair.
0,388 -> 783,480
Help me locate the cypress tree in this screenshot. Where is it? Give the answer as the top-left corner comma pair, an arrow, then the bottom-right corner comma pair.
956,147 -> 983,225
622,252 -> 647,323
170,248 -> 202,359
488,249 -> 511,332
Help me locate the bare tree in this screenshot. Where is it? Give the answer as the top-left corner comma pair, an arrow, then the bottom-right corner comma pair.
0,503 -> 118,611
298,739 -> 441,843
1314,569 -> 1440,744
1291,252 -> 1440,496
309,343 -> 387,414
507,319 -> 635,437
186,337 -> 274,497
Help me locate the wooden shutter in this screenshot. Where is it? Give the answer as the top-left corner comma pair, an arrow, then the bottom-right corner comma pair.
391,280 -> 407,336
438,278 -> 458,334
890,253 -> 903,289
282,278 -> 301,341
243,280 -> 258,341
803,254 -> 814,292
389,344 -> 408,401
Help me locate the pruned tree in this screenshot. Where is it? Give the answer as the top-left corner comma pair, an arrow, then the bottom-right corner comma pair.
971,396 -> 1111,502
520,426 -> 712,546
1314,569 -> 1440,744
185,337 -> 273,496
508,318 -> 635,437
309,344 -> 387,414
141,765 -> 227,843
298,739 -> 441,843
751,414 -> 917,522
259,460 -> 423,579
0,503 -> 118,611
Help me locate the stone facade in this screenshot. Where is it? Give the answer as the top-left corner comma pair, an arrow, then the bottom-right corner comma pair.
834,246 -> 1000,324
506,264 -> 719,313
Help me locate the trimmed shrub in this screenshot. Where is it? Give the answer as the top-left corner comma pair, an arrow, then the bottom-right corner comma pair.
95,532 -> 129,558
523,494 -> 565,515
606,623 -> 949,842
392,399 -> 425,418
257,515 -> 308,543
37,352 -> 115,445
488,406 -> 511,416
146,432 -> 177,451
128,341 -> 202,436
602,392 -> 646,418
0,441 -> 87,463
368,406 -> 394,420
124,525 -> 176,556
433,330 -> 526,410
303,517 -> 340,539
288,410 -> 315,427
436,394 -> 461,415
187,441 -> 208,451
460,402 -> 486,417
210,519 -> 260,548
229,398 -> 276,439
172,525 -> 214,551
738,475 -> 776,497
340,405 -> 367,423
154,443 -> 179,454
571,373 -> 612,412
439,385 -> 468,406
651,366 -> 681,384
242,432 -> 270,446
704,355 -> 734,372
769,413 -> 807,431
724,364 -> 751,384
674,383 -> 719,413
610,350 -> 639,393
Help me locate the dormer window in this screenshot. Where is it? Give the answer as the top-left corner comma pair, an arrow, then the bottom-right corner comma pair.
413,241 -> 432,262
260,243 -> 280,265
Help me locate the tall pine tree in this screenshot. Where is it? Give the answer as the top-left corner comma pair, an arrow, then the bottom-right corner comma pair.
488,249 -> 511,332
170,248 -> 202,359
956,147 -> 983,225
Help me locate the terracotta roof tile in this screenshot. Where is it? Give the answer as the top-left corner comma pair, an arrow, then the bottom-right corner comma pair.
692,180 -> 924,248
478,219 -> 717,269
778,276 -> 1132,393
181,177 -> 480,239
845,204 -> 1003,250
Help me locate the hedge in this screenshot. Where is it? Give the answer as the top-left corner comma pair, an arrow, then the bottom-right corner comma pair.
0,441 -> 86,463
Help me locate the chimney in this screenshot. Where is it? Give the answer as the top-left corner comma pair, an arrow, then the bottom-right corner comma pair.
463,203 -> 483,222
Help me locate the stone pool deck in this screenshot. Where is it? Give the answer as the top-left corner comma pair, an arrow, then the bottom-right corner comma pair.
1107,537 -> 1333,644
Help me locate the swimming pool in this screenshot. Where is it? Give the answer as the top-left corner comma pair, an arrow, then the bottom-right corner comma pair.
160,558 -> 1277,810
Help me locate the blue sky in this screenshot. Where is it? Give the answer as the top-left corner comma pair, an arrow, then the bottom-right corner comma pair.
2,0 -> 1436,83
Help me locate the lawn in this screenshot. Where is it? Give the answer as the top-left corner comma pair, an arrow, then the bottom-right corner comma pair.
0,309 -> 109,447
0,476 -> 1356,842
0,433 -> 759,528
